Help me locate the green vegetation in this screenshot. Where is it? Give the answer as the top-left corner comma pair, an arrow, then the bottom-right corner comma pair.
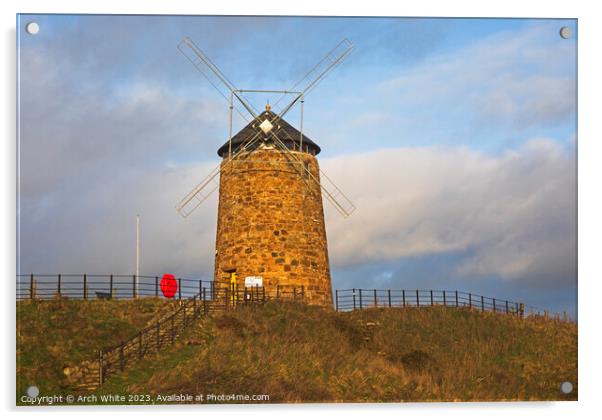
16,298 -> 172,399
17,299 -> 577,404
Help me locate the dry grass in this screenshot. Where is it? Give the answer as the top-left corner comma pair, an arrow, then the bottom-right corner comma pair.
100,301 -> 577,403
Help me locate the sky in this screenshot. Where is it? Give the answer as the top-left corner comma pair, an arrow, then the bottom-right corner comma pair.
17,15 -> 577,316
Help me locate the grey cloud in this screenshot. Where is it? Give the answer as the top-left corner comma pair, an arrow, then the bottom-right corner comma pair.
19,35 -> 229,197
19,160 -> 219,278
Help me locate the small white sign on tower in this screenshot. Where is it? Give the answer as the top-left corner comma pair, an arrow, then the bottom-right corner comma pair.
245,276 -> 263,287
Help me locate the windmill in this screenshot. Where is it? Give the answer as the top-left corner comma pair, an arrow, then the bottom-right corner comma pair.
175,37 -> 356,305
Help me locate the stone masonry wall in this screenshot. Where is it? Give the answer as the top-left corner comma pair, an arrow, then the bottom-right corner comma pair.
214,148 -> 332,306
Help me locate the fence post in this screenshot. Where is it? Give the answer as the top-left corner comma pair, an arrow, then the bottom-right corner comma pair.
203,288 -> 208,315
455,290 -> 458,307
110,275 -> 114,298
57,274 -> 61,296
373,289 -> 377,307
505,300 -> 509,315
178,278 -> 182,300
335,290 -> 339,311
481,296 -> 485,312
277,285 -> 280,299
402,290 -> 406,307
416,290 -> 419,307
469,293 -> 472,309
443,290 -> 446,306
493,298 -> 496,313
132,275 -> 136,299
98,349 -> 103,385
155,276 -> 159,297
84,274 -> 88,300
519,303 -> 524,319
352,288 -> 356,310
119,342 -> 125,371
262,286 -> 266,303
30,274 -> 34,300
388,290 -> 391,308
430,290 -> 433,306
359,289 -> 363,309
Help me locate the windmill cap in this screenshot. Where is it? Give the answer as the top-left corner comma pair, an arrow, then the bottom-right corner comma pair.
217,110 -> 321,157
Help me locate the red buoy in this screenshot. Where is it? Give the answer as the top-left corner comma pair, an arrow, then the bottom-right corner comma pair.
160,273 -> 178,298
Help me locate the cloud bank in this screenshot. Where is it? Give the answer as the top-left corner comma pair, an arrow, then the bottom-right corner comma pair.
323,138 -> 576,292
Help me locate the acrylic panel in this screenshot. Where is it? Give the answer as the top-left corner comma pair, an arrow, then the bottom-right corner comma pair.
16,14 -> 577,405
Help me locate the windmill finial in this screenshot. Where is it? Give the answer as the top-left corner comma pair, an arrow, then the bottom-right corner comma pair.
265,101 -> 271,112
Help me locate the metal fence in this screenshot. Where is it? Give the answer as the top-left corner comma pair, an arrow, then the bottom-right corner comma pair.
92,284 -> 305,387
98,292 -> 205,386
207,284 -> 305,309
335,288 -> 523,318
16,274 -> 214,300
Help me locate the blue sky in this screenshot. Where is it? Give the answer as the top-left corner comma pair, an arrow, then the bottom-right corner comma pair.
17,15 -> 577,316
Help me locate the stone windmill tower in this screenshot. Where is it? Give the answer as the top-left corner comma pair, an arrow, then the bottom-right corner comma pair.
175,38 -> 356,306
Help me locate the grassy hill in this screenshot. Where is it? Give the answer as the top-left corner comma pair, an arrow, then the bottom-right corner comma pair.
17,299 -> 577,403
16,298 -> 175,398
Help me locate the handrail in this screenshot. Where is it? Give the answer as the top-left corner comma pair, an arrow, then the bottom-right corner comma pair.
334,288 -> 573,323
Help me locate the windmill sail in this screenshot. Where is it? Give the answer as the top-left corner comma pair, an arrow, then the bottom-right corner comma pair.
271,38 -> 355,118
175,36 -> 356,219
177,37 -> 258,120
175,131 -> 263,217
266,128 -> 356,218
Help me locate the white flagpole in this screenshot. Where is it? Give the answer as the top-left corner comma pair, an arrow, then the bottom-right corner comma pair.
136,214 -> 140,297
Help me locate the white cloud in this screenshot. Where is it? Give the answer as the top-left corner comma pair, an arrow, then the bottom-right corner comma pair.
322,138 -> 575,288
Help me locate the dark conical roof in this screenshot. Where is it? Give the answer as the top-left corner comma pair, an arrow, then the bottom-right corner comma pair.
217,110 -> 321,157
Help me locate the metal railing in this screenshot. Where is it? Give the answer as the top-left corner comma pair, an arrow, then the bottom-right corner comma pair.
335,288 -> 524,318
16,274 -> 214,300
212,284 -> 305,309
94,284 -> 305,386
98,291 -> 205,385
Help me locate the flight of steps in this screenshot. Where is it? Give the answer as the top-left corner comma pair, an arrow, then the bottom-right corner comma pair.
64,291 -> 263,393
64,296 -> 211,392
